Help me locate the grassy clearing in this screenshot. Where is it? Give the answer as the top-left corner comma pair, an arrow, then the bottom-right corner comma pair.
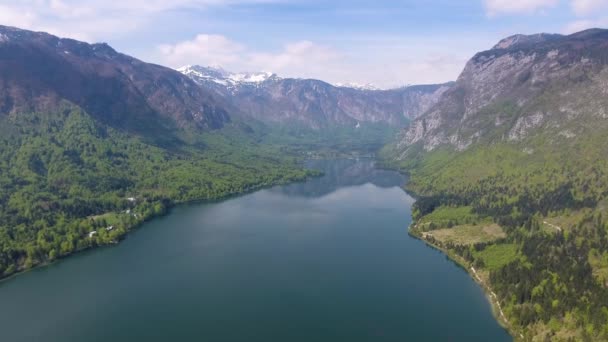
428,224 -> 506,245
473,244 -> 520,271
543,208 -> 592,233
89,212 -> 123,226
418,206 -> 490,230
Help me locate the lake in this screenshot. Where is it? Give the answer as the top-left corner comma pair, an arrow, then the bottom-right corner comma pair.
0,159 -> 511,341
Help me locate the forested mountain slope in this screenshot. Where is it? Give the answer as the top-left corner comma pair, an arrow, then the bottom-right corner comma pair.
382,28 -> 608,340
0,27 -> 313,280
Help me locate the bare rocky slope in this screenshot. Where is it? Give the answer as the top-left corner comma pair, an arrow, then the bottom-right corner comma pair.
393,28 -> 608,157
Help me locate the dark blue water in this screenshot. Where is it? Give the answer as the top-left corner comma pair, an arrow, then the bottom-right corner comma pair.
0,159 -> 511,341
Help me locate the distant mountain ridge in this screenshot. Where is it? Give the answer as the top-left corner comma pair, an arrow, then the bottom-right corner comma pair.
0,24 -> 453,134
179,65 -> 382,91
179,64 -> 452,129
178,65 -> 278,90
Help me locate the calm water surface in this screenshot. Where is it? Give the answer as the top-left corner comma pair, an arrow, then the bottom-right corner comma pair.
0,159 -> 511,341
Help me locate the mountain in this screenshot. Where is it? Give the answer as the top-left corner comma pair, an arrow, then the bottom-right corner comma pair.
394,28 -> 608,154
0,26 -> 230,135
491,33 -> 563,50
179,65 -> 452,129
383,29 -> 608,341
178,65 -> 278,91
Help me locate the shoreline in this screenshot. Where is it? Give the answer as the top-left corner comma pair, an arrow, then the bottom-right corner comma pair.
408,224 -> 524,341
0,171 -> 321,285
3,158 -> 523,339
380,159 -> 522,339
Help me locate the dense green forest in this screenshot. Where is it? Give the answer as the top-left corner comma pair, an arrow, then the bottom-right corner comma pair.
0,105 -> 318,279
382,135 -> 608,340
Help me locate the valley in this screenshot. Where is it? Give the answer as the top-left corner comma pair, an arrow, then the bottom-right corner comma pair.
0,159 -> 511,342
1,20 -> 608,342
0,25 -> 447,282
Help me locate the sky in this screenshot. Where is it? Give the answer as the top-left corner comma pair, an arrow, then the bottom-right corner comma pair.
0,0 -> 607,88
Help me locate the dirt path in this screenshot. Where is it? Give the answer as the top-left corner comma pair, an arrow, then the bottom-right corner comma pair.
543,220 -> 562,232
471,267 -> 508,322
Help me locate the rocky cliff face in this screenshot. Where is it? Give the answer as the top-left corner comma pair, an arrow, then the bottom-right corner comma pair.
394,28 -> 608,156
180,65 -> 451,129
0,26 -> 230,133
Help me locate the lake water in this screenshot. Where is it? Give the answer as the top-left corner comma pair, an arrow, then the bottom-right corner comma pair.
0,159 -> 511,341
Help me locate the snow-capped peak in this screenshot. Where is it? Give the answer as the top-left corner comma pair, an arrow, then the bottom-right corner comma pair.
228,71 -> 275,84
334,82 -> 380,91
178,65 -> 278,88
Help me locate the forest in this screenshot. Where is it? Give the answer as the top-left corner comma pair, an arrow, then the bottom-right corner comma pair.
0,105 -> 315,279
393,139 -> 608,340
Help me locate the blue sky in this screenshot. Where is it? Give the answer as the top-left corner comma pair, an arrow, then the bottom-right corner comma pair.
1,0 -> 607,87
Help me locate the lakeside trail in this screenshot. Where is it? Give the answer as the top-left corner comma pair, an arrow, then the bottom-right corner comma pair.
471,267 -> 508,322
470,267 -> 525,340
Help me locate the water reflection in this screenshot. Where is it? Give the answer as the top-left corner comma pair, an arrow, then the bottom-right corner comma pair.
274,159 -> 406,198
0,159 -> 510,342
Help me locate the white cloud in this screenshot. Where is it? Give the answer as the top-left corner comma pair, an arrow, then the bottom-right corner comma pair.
248,41 -> 340,77
0,0 -> 508,88
0,4 -> 38,29
157,33 -> 484,88
564,17 -> 608,33
0,0 -> 278,42
158,34 -> 340,78
159,34 -> 245,67
570,0 -> 608,16
564,0 -> 608,32
484,0 -> 558,16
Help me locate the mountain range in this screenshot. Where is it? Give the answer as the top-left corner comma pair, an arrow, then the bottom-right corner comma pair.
3,22 -> 608,341
179,64 -> 451,129
0,23 -> 451,136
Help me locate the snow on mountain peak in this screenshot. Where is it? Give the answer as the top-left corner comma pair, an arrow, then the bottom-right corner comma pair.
179,65 -> 383,91
177,65 -> 277,87
334,82 -> 381,91
227,71 -> 275,84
